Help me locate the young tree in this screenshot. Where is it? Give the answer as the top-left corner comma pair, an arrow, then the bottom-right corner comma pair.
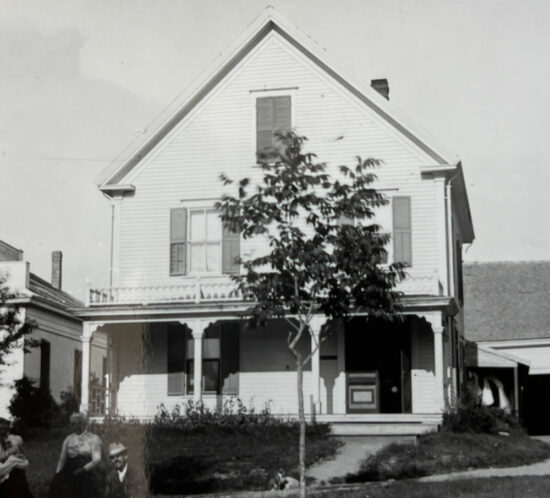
0,276 -> 36,379
217,132 -> 405,496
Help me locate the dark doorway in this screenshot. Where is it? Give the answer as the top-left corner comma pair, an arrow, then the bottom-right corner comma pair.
345,317 -> 411,413
524,374 -> 550,435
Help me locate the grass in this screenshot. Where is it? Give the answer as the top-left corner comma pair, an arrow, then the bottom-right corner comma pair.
341,431 -> 550,483
241,476 -> 550,498
23,422 -> 339,497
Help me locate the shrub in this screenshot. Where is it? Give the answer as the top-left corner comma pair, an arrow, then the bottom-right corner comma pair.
8,376 -> 58,432
154,397 -> 287,430
443,383 -> 522,434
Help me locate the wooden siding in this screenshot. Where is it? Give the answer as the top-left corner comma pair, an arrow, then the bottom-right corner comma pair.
115,32 -> 441,289
411,321 -> 439,413
24,308 -> 106,402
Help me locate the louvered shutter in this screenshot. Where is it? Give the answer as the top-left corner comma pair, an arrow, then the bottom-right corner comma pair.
273,96 -> 291,137
256,98 -> 274,153
393,196 -> 412,266
167,325 -> 186,395
170,208 -> 187,275
222,225 -> 240,275
221,322 -> 240,395
256,96 -> 291,155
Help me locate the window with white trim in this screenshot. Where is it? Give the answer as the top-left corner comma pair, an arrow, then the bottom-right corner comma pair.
170,206 -> 240,276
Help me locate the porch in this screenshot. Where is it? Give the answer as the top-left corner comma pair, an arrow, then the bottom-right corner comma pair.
79,308 -> 455,434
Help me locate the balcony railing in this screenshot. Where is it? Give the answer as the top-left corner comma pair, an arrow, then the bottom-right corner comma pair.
88,270 -> 441,306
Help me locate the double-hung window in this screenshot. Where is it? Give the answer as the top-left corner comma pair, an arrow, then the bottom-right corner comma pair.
170,207 -> 240,276
189,209 -> 222,274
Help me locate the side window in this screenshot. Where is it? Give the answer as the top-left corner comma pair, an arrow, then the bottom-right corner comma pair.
256,96 -> 291,157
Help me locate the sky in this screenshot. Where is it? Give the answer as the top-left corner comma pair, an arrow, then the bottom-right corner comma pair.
1,0 -> 550,299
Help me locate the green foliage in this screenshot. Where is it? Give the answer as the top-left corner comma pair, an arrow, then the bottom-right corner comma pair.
443,383 -> 522,434
343,431 -> 550,483
8,376 -> 58,431
216,131 -> 405,328
155,397 -> 290,430
0,275 -> 37,370
57,389 -> 80,423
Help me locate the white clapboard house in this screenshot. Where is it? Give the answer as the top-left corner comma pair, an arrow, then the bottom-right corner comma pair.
75,11 -> 474,435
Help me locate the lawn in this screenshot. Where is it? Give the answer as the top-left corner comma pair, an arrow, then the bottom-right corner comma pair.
251,476 -> 550,498
341,431 -> 550,483
23,422 -> 339,497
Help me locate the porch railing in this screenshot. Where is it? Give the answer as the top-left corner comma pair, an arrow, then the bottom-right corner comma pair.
88,276 -> 242,306
88,270 -> 441,306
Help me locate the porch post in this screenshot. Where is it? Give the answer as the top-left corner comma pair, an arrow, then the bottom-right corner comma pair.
513,366 -> 520,416
433,325 -> 445,411
188,320 -> 205,404
310,316 -> 326,416
80,322 -> 103,414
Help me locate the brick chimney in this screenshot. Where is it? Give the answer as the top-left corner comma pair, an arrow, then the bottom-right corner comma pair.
371,79 -> 389,100
51,251 -> 63,290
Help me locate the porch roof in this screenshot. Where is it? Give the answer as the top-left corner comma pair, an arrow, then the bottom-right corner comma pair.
71,295 -> 457,322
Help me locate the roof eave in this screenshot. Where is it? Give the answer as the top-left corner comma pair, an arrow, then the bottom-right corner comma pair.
97,10 -> 462,188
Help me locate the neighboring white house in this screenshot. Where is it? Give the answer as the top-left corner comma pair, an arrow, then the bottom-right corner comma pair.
74,11 -> 474,434
0,240 -> 106,418
464,261 -> 550,435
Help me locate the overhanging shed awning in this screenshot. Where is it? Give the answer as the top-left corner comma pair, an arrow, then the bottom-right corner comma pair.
465,342 -> 530,369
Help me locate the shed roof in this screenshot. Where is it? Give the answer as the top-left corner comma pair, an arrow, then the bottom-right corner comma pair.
464,261 -> 550,342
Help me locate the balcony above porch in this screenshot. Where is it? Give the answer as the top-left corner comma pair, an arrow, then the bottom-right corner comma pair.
87,269 -> 442,307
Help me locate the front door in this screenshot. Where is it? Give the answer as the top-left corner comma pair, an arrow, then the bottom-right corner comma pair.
345,317 -> 411,414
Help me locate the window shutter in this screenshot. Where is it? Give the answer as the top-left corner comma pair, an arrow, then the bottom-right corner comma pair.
273,96 -> 291,136
74,349 -> 82,402
40,340 -> 51,391
393,196 -> 412,266
170,208 -> 187,275
256,96 -> 291,155
167,325 -> 186,395
221,322 -> 240,395
222,225 -> 240,275
256,98 -> 274,153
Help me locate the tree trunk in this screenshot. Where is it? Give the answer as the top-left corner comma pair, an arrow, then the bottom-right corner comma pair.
296,353 -> 306,498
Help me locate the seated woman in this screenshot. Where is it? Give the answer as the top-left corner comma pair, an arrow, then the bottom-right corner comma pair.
49,412 -> 103,498
0,417 -> 34,498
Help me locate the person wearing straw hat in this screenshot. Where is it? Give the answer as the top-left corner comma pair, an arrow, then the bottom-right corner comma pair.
105,441 -> 140,498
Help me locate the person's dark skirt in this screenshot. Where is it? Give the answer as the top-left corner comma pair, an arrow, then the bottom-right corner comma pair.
0,468 -> 34,498
48,455 -> 104,498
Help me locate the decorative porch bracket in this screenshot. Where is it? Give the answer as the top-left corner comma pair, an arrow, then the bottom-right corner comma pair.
310,315 -> 327,417
80,321 -> 104,414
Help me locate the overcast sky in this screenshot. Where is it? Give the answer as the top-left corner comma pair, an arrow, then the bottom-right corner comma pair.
1,0 -> 549,299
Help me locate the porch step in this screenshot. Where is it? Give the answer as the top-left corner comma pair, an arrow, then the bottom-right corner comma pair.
316,414 -> 442,436
328,422 -> 438,436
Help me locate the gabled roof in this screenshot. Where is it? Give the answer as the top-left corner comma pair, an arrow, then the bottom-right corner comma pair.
97,8 -> 462,189
464,261 -> 550,341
